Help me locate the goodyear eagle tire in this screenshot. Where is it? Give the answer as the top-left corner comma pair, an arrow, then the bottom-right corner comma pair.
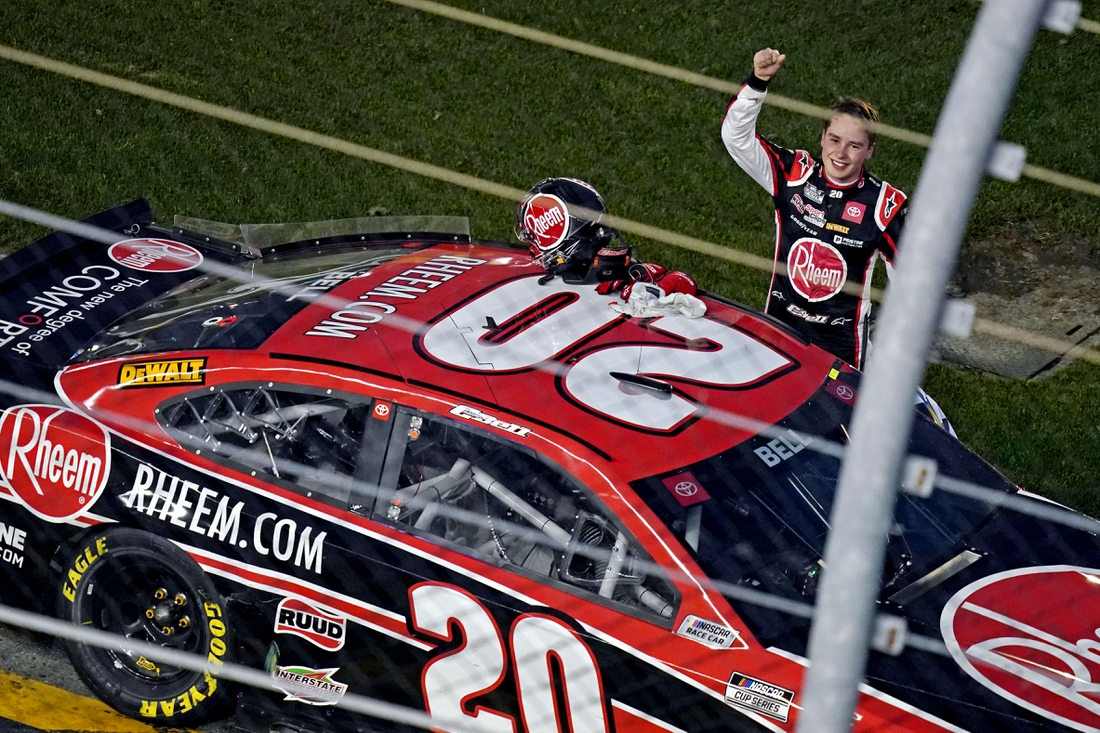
57,527 -> 235,726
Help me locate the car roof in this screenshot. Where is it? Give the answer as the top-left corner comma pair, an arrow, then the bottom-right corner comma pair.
65,240 -> 839,477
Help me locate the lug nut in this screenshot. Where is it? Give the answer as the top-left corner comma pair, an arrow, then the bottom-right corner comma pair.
154,588 -> 167,600
174,594 -> 186,606
178,617 -> 190,628
146,609 -> 155,619
162,627 -> 173,635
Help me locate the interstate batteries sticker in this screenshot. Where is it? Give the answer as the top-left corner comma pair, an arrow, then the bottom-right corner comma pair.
725,673 -> 795,723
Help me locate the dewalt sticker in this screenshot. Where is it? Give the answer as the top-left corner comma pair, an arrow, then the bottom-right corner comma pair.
118,358 -> 206,388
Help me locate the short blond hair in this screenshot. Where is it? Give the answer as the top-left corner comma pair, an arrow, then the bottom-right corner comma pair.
825,98 -> 879,146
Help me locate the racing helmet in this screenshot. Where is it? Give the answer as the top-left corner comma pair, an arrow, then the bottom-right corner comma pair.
515,178 -> 616,273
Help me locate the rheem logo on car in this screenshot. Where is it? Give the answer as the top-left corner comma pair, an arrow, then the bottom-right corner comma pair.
787,238 -> 848,302
275,598 -> 346,651
108,238 -> 204,273
942,565 -> 1100,731
0,405 -> 110,522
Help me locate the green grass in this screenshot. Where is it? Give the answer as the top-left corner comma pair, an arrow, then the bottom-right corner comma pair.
1,0 -> 1098,510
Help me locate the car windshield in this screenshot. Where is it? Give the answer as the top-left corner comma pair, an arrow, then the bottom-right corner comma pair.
630,375 -> 1014,606
73,248 -> 406,361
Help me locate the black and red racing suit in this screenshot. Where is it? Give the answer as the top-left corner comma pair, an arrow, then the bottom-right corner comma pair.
721,74 -> 907,369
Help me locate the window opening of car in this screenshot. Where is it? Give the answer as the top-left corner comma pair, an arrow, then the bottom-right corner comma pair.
74,249 -> 406,361
377,407 -> 678,622
160,385 -> 372,505
630,383 -> 1014,610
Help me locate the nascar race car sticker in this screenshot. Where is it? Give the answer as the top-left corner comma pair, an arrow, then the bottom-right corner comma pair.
0,520 -> 27,570
108,238 -> 204,273
941,565 -> 1100,732
118,358 -> 207,388
787,238 -> 848,302
675,615 -> 741,650
0,404 -> 111,522
121,464 -> 327,574
275,597 -> 347,651
724,673 -> 795,723
272,665 -> 348,705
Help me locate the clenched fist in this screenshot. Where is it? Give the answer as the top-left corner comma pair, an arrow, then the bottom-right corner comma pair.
753,48 -> 786,80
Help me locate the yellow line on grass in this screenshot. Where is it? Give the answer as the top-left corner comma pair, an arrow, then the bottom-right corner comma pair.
384,0 -> 1100,198
0,669 -> 191,732
0,43 -> 1097,367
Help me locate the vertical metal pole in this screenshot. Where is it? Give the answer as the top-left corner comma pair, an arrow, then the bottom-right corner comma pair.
794,1 -> 1050,731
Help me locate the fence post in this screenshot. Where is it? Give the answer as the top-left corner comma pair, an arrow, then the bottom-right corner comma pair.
794,1 -> 1051,730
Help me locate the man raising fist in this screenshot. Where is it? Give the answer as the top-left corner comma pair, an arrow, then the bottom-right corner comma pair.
722,48 -> 907,370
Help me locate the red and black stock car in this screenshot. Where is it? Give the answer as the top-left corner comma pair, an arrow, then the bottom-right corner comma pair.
1,200 -> 1099,733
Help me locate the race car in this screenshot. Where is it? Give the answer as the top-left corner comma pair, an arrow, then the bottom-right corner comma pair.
0,200 -> 1097,733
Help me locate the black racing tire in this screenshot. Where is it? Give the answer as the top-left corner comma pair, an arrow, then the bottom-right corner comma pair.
56,527 -> 235,726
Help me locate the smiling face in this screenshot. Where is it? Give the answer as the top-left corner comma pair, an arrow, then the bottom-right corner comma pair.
820,114 -> 874,185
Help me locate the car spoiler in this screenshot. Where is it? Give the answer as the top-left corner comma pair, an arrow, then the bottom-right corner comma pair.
0,199 -> 252,383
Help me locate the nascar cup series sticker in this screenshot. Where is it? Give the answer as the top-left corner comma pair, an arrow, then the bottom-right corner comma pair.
272,665 -> 348,705
675,615 -> 740,649
118,358 -> 206,388
725,672 -> 795,723
787,238 -> 847,302
108,238 -> 204,273
275,598 -> 347,652
0,405 -> 110,523
941,565 -> 1100,731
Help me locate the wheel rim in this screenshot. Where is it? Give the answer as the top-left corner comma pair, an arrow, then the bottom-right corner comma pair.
81,553 -> 203,686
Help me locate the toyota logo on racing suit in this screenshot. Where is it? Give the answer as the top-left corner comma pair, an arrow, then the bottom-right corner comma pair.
520,194 -> 569,252
108,238 -> 204,273
941,565 -> 1100,730
787,238 -> 847,302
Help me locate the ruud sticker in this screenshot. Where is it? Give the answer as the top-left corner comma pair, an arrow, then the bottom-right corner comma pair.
275,598 -> 346,651
118,358 -> 207,387
0,405 -> 110,522
725,672 -> 795,723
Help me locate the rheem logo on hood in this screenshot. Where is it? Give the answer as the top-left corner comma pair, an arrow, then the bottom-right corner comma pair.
0,405 -> 110,522
942,565 -> 1100,731
108,238 -> 203,273
275,598 -> 346,651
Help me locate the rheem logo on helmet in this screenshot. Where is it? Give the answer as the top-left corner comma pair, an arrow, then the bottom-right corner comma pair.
520,194 -> 570,254
0,405 -> 111,522
108,238 -> 204,273
787,238 -> 847,302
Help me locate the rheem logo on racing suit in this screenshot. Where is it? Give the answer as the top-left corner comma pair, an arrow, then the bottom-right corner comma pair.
942,565 -> 1100,731
0,405 -> 110,522
786,238 -> 847,302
